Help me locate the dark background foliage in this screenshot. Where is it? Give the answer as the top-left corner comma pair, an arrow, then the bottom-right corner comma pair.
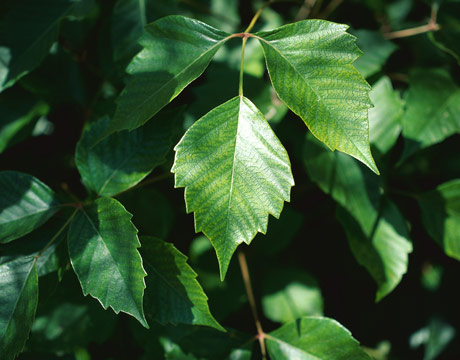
1,0 -> 459,359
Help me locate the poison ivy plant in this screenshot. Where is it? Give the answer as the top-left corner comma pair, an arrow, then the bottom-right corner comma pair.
1,0 -> 460,359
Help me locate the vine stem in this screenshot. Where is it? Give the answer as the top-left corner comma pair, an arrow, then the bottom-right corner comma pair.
383,4 -> 439,39
35,208 -> 79,259
237,250 -> 267,360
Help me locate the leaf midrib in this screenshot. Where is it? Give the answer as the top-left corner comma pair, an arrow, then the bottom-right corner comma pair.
117,34 -> 231,126
255,35 -> 371,165
80,208 -> 138,309
0,204 -> 60,226
265,333 -> 322,360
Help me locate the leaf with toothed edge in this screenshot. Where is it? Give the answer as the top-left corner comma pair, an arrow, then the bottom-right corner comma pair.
172,96 -> 294,279
67,197 -> 148,328
254,20 -> 379,174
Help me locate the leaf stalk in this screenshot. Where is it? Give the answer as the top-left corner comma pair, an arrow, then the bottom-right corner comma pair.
239,37 -> 248,97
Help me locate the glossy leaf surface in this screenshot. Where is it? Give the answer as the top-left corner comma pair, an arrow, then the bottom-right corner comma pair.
0,0 -> 93,92
140,236 -> 223,331
255,20 -> 378,174
76,111 -> 177,197
0,171 -> 59,243
418,179 -> 460,261
0,257 -> 38,360
401,68 -> 460,161
107,15 -> 230,135
68,197 -> 147,327
266,317 -> 371,360
172,96 -> 294,278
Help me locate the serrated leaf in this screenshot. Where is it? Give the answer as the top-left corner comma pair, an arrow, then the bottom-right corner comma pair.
76,110 -> 178,197
255,20 -> 379,174
67,197 -> 147,327
0,257 -> 38,360
172,96 -> 294,278
368,76 -> 403,154
418,179 -> 460,261
0,0 -> 94,92
304,134 -> 412,300
266,316 -> 372,360
262,268 -> 323,324
0,171 -> 60,244
401,68 -> 460,161
353,30 -> 397,78
337,200 -> 412,302
106,15 -> 231,136
140,236 -> 223,331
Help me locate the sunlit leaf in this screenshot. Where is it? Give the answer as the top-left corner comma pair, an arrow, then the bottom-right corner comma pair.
255,20 -> 379,174
172,96 -> 294,278
106,15 -> 231,136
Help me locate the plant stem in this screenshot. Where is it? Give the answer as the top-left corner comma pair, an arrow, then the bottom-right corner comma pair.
239,37 -> 248,97
318,0 -> 344,19
384,4 -> 439,39
237,250 -> 267,360
35,208 -> 79,259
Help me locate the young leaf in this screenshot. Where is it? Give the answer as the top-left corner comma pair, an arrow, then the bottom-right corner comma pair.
368,76 -> 403,154
0,257 -> 39,360
106,15 -> 231,136
401,68 -> 460,161
140,236 -> 223,331
0,171 -> 60,244
255,20 -> 379,174
0,0 -> 94,92
418,179 -> 460,261
67,197 -> 148,327
172,96 -> 294,278
266,316 -> 372,360
337,200 -> 413,302
76,110 -> 178,197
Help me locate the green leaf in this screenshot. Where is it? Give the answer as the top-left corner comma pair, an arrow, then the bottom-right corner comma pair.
0,171 -> 60,244
140,236 -> 223,331
172,96 -> 294,278
410,318 -> 456,360
0,257 -> 38,360
304,135 -> 412,300
0,0 -> 94,92
401,68 -> 460,161
76,110 -> 178,197
266,316 -> 372,360
337,200 -> 412,302
255,20 -> 379,174
0,89 -> 49,154
106,15 -> 231,136
418,179 -> 460,261
262,268 -> 323,324
368,76 -> 404,154
67,197 -> 148,327
0,216 -> 70,278
352,30 -> 397,78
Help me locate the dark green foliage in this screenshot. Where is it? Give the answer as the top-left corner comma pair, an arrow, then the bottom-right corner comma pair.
1,0 -> 460,359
